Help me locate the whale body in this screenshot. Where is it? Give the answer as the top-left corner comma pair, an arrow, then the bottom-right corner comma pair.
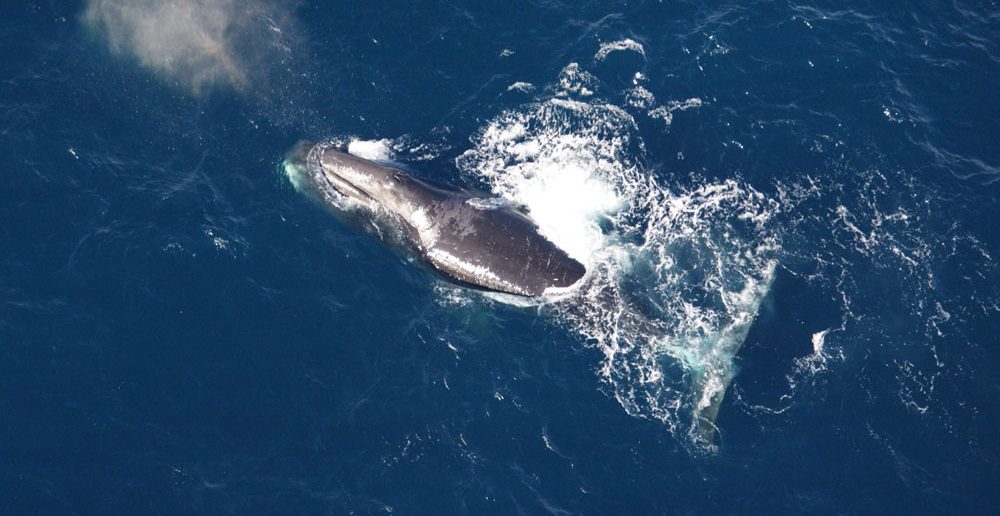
284,141 -> 586,297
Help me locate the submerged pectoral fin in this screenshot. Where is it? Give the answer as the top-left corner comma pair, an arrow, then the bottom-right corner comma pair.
686,281 -> 774,448
688,364 -> 736,448
699,266 -> 776,448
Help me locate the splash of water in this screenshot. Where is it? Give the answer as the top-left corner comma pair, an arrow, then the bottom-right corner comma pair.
458,98 -> 781,449
458,99 -> 638,263
347,139 -> 396,162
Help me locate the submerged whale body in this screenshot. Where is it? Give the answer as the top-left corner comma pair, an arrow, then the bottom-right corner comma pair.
284,141 -> 586,297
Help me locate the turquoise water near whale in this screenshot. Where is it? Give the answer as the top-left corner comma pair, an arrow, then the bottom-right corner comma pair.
3,0 -> 1000,513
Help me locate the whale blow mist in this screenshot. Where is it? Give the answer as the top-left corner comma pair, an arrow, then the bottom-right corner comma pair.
83,0 -> 303,97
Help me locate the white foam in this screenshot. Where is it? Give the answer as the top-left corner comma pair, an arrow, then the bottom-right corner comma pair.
669,98 -> 703,111
507,81 -> 535,92
811,329 -> 830,354
647,98 -> 703,126
460,89 -> 780,446
458,99 -> 636,263
348,138 -> 394,161
626,86 -> 656,109
595,39 -> 646,61
647,106 -> 673,125
556,63 -> 597,97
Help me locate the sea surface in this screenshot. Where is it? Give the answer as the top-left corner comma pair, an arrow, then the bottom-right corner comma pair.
3,1 -> 999,513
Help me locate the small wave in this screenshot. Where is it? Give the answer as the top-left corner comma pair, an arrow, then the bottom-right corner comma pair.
506,81 -> 534,93
647,98 -> 703,127
556,63 -> 598,97
625,86 -> 656,109
595,39 -> 646,61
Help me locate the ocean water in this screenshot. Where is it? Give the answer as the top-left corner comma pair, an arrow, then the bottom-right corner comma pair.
2,0 -> 999,513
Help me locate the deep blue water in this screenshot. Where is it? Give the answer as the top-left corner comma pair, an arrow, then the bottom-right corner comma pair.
3,1 -> 1000,514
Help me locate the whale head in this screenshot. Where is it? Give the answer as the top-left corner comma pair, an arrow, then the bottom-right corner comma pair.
283,141 -> 440,217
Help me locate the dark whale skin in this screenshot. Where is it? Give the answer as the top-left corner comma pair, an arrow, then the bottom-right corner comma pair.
289,143 -> 586,297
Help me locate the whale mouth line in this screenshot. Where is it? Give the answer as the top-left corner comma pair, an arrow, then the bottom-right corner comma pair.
303,141 -> 374,204
319,167 -> 373,203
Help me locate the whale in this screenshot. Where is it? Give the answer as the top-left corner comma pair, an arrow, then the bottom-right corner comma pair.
283,141 -> 587,297
284,140 -> 752,448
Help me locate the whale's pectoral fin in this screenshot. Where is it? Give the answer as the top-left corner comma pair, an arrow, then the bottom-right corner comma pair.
681,268 -> 775,450
688,364 -> 735,449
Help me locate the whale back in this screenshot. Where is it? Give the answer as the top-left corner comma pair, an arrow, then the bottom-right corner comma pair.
414,195 -> 586,296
